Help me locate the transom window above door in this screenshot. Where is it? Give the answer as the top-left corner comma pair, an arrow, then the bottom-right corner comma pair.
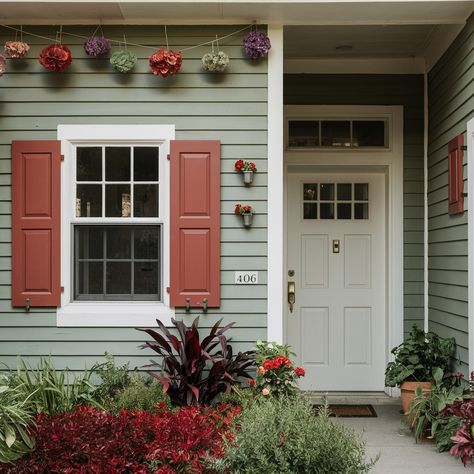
76,146 -> 159,218
288,119 -> 388,149
303,182 -> 369,220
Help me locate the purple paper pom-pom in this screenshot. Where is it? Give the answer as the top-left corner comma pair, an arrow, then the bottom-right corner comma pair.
243,31 -> 271,59
84,36 -> 111,57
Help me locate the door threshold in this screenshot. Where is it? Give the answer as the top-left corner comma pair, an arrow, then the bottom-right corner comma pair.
306,391 -> 398,405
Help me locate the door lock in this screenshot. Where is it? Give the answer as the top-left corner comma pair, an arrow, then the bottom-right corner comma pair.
333,240 -> 340,253
288,281 -> 295,313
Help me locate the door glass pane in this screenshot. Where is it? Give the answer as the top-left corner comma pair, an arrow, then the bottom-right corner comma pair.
354,183 -> 369,201
355,203 -> 369,219
337,183 -> 352,200
107,227 -> 131,259
77,227 -> 103,259
105,147 -> 130,181
106,184 -> 131,217
289,120 -> 319,147
320,183 -> 334,201
337,203 -> 352,219
134,147 -> 159,181
303,203 -> 317,219
303,183 -> 318,201
321,121 -> 350,147
352,121 -> 386,147
76,184 -> 102,217
77,147 -> 102,181
106,262 -> 131,294
77,262 -> 103,295
134,184 -> 158,217
320,203 -> 334,219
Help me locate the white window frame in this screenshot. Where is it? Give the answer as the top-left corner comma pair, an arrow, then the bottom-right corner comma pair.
57,124 -> 175,327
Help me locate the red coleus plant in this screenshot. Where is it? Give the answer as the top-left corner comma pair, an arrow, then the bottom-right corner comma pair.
234,160 -> 257,172
10,403 -> 240,473
234,203 -> 253,215
149,48 -> 183,77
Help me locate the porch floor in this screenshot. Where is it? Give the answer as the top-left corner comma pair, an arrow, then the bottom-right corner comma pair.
336,404 -> 465,473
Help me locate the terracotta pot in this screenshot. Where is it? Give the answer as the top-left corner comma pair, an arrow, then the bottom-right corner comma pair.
400,380 -> 432,425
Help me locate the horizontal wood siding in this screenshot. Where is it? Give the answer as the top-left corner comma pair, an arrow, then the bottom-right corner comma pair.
284,74 -> 425,334
428,14 -> 474,375
0,25 -> 268,372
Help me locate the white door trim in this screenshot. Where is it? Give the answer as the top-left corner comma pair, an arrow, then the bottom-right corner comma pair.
467,118 -> 474,373
283,105 -> 404,393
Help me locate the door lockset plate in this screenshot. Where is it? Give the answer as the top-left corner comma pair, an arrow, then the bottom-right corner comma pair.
333,240 -> 340,253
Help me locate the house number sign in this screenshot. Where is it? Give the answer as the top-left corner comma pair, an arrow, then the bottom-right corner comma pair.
235,271 -> 258,284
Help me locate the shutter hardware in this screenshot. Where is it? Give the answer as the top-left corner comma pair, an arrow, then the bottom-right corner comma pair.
25,298 -> 30,312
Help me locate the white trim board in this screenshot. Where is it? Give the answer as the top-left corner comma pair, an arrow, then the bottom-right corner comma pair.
56,124 -> 175,327
283,105 -> 404,394
468,118 -> 474,373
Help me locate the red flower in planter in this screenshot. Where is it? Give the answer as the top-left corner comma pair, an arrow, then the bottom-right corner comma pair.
149,48 -> 182,77
295,366 -> 305,377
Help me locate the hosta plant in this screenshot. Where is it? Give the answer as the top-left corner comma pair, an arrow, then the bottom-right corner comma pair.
138,317 -> 255,406
0,376 -> 35,464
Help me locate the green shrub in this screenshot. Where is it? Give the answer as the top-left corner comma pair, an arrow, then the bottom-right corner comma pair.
211,395 -> 377,474
10,357 -> 102,415
91,353 -> 135,405
0,375 -> 35,464
112,376 -> 170,412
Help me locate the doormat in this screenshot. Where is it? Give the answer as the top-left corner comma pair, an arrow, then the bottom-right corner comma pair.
314,404 -> 377,418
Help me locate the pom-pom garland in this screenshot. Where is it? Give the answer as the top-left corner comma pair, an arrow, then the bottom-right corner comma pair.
110,49 -> 137,73
4,41 -> 30,59
84,36 -> 111,57
39,44 -> 72,72
243,31 -> 271,59
0,55 -> 6,76
149,48 -> 182,77
202,50 -> 229,73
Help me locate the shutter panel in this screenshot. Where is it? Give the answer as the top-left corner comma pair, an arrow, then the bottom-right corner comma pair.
12,140 -> 61,307
448,134 -> 464,215
169,140 -> 220,309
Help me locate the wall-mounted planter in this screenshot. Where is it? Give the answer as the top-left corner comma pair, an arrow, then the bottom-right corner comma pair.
243,170 -> 254,185
235,203 -> 254,228
242,213 -> 253,227
235,160 -> 257,186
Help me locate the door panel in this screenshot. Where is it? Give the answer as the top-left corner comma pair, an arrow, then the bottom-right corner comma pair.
287,173 -> 385,391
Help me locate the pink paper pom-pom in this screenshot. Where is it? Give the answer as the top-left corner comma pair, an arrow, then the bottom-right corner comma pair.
4,41 -> 30,59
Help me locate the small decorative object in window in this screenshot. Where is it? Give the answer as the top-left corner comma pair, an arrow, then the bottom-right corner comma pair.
83,36 -> 111,57
110,49 -> 137,73
235,159 -> 257,185
39,44 -> 72,72
202,50 -> 229,73
121,193 -> 131,217
243,30 -> 271,59
235,203 -> 254,228
149,48 -> 182,77
4,40 -> 30,58
0,54 -> 5,76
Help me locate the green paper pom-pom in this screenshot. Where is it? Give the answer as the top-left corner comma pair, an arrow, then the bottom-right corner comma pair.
110,49 -> 137,73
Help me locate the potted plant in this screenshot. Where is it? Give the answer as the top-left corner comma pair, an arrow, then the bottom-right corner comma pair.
385,326 -> 455,419
235,203 -> 254,227
234,160 -> 257,185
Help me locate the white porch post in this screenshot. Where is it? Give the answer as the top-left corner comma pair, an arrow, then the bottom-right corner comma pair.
267,24 -> 284,343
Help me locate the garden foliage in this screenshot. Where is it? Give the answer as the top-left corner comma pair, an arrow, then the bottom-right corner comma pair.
138,317 -> 255,406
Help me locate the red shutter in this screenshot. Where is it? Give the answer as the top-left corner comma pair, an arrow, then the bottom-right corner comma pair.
448,134 -> 464,215
169,140 -> 220,309
12,141 -> 61,308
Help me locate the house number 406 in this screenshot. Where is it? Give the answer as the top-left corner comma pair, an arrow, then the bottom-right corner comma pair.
235,271 -> 258,285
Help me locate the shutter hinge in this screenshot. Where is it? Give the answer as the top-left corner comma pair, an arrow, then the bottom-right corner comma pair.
461,145 -> 468,151
60,286 -> 64,292
167,154 -> 170,161
166,286 -> 170,293
462,192 -> 468,197
60,154 -> 65,161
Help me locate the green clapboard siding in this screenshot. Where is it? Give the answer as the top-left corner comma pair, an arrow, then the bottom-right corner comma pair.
0,25 -> 268,372
284,74 -> 425,334
428,14 -> 474,375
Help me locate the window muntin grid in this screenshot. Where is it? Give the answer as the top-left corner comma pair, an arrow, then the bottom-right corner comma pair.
303,183 -> 369,220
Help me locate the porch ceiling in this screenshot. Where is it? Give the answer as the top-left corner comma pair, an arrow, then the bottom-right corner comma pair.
0,1 -> 472,25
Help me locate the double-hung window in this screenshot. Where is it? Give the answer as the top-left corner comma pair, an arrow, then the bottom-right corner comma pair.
57,125 -> 174,326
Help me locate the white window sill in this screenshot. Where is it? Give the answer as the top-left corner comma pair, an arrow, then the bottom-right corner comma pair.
57,302 -> 175,327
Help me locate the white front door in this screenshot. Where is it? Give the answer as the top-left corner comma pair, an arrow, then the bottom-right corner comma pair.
287,172 -> 386,391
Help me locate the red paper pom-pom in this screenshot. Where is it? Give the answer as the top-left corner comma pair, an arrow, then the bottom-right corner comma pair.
39,44 -> 72,72
149,48 -> 182,77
